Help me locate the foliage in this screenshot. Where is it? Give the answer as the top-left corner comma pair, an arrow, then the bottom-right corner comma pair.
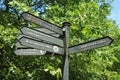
0,0 -> 120,80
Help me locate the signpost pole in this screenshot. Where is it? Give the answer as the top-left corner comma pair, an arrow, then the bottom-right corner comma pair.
62,22 -> 71,80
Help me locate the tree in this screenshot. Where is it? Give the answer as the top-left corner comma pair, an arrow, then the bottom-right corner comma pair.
0,0 -> 120,80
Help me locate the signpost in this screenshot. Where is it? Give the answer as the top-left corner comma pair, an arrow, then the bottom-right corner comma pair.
14,12 -> 114,80
68,36 -> 113,54
62,22 -> 71,80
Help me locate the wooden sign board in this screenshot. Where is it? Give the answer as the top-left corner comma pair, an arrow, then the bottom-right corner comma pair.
19,27 -> 63,47
14,49 -> 47,55
22,12 -> 63,35
68,36 -> 113,54
18,37 -> 64,55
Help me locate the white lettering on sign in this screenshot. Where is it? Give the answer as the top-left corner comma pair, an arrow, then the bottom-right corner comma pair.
25,13 -> 61,32
25,39 -> 52,49
40,50 -> 46,55
16,49 -> 46,55
53,46 -> 59,52
80,40 -> 106,49
26,28 -> 54,38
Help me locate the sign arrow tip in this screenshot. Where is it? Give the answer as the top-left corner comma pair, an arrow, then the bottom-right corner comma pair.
106,36 -> 114,45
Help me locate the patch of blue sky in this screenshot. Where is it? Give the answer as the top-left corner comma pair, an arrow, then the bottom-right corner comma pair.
0,0 -> 6,10
31,2 -> 45,13
108,0 -> 120,27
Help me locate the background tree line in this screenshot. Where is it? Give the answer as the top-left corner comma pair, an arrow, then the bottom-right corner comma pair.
0,0 -> 120,80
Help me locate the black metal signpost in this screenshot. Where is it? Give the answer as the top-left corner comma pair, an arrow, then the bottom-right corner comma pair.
14,12 -> 113,80
62,22 -> 71,80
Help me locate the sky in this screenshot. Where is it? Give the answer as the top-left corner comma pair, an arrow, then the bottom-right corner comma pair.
108,0 -> 120,27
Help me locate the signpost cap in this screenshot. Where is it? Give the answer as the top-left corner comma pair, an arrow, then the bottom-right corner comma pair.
62,22 -> 71,27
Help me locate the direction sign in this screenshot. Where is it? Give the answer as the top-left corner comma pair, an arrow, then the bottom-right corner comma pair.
14,49 -> 47,55
35,27 -> 56,34
15,42 -> 27,49
19,27 -> 63,47
19,27 -> 60,37
17,35 -> 43,42
18,37 -> 64,55
16,35 -> 61,50
22,12 -> 63,35
68,36 -> 113,54
35,28 -> 60,37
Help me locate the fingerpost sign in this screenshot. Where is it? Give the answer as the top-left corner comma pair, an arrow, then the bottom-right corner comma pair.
14,12 -> 113,80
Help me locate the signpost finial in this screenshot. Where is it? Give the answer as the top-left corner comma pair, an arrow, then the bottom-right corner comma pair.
62,22 -> 71,27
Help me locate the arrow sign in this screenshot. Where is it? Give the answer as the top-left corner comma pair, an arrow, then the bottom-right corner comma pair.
22,12 -> 63,35
18,37 -> 64,55
15,42 -> 27,49
68,36 -> 113,54
17,35 -> 43,42
35,28 -> 60,37
14,49 -> 47,55
19,27 -> 60,37
16,35 -> 57,48
35,27 -> 56,34
19,27 -> 63,47
16,35 -> 42,49
16,35 -> 52,49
